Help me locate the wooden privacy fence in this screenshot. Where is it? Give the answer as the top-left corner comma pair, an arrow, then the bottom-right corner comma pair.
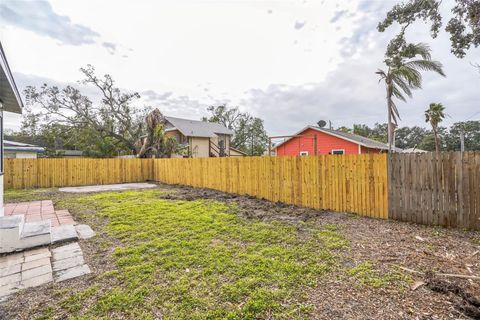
152,155 -> 389,219
3,158 -> 152,189
4,153 -> 479,230
388,152 -> 480,230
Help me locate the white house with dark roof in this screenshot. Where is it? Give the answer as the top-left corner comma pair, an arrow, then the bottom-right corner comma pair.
4,140 -> 45,158
164,116 -> 245,157
0,42 -> 23,215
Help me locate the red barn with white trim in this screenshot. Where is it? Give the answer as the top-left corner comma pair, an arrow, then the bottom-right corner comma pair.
274,126 -> 390,156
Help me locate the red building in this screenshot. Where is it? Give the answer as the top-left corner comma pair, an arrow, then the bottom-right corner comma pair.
274,126 -> 389,156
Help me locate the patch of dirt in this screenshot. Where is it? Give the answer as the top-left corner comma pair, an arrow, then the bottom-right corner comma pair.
159,183 -> 331,221
159,183 -> 480,319
425,273 -> 480,319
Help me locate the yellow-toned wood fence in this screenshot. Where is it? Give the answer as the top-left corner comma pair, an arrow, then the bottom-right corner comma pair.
4,155 -> 388,218
152,155 -> 389,219
4,158 -> 152,189
5,154 -> 480,229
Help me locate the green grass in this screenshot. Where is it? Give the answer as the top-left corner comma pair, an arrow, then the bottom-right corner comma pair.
32,189 -> 348,319
346,262 -> 403,288
4,188 -> 59,202
5,188 -> 408,319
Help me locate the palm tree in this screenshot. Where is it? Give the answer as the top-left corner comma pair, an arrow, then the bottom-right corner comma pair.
377,43 -> 445,152
425,103 -> 445,153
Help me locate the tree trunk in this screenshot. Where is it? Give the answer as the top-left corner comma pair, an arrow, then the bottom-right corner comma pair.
433,126 -> 440,153
386,81 -> 394,153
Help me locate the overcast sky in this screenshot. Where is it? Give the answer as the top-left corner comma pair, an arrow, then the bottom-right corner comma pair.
0,0 -> 479,135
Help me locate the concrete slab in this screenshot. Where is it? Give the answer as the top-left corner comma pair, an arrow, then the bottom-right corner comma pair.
0,215 -> 23,229
0,272 -> 21,286
59,182 -> 157,193
0,252 -> 24,268
21,264 -> 52,281
55,264 -> 91,282
0,264 -> 21,277
51,225 -> 78,244
24,247 -> 50,256
0,282 -> 22,300
24,249 -> 51,262
22,257 -> 51,271
21,221 -> 51,238
52,242 -> 81,253
20,272 -> 53,289
17,235 -> 51,252
52,255 -> 84,272
1,242 -> 92,300
75,224 -> 96,239
52,246 -> 82,261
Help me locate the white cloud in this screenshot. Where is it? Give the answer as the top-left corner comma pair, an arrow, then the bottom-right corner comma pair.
1,0 -> 479,136
0,0 -> 99,45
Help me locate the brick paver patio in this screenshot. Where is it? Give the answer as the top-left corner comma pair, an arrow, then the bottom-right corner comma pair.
4,201 -> 75,226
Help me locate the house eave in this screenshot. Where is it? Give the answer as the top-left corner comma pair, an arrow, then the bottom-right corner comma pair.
4,147 -> 45,153
0,42 -> 23,114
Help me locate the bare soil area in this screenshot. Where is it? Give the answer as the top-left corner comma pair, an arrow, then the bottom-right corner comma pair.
161,183 -> 480,319
1,183 -> 479,319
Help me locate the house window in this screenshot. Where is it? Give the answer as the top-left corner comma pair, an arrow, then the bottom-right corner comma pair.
299,151 -> 308,156
331,149 -> 345,155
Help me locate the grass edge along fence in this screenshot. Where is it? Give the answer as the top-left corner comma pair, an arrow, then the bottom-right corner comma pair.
152,154 -> 389,220
5,152 -> 479,230
4,158 -> 153,189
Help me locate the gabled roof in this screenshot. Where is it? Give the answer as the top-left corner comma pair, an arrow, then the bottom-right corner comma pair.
0,42 -> 23,114
4,140 -> 45,153
56,150 -> 84,156
229,146 -> 247,155
273,126 -> 394,151
164,116 -> 233,138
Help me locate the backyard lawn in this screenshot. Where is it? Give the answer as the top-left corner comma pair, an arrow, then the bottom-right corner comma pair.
2,185 -> 480,319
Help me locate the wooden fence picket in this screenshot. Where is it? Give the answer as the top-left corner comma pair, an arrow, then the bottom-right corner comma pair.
4,152 -> 479,230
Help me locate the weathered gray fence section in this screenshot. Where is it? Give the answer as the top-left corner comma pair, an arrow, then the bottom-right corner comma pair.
388,152 -> 480,230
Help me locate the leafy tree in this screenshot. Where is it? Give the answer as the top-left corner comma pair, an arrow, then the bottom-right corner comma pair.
376,43 -> 445,151
379,0 -> 480,58
135,109 -> 178,158
239,117 -> 269,156
331,121 -> 480,151
9,122 -> 124,157
394,125 -> 429,149
418,133 -> 437,151
424,102 -> 446,152
353,124 -> 374,137
336,126 -> 352,133
352,123 -> 388,143
202,105 -> 244,130
445,121 -> 480,151
203,105 -> 268,156
370,123 -> 389,143
23,65 -> 147,155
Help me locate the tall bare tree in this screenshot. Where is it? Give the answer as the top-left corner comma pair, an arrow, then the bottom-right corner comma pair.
24,65 -> 146,154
